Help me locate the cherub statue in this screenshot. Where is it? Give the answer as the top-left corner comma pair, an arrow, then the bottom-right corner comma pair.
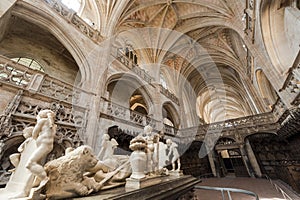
26,109 -> 56,188
142,125 -> 156,173
166,139 -> 181,171
9,126 -> 34,170
97,133 -> 118,161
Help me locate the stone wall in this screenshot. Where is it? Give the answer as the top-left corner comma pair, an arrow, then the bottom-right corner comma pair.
0,16 -> 79,85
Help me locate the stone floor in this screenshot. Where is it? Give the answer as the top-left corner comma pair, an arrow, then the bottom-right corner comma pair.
195,177 -> 300,200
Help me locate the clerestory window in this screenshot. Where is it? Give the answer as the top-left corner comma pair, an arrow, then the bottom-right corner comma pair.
11,57 -> 45,72
61,0 -> 82,12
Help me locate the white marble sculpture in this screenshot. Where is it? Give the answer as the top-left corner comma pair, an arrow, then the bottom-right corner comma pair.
91,134 -> 131,187
44,145 -> 102,199
153,139 -> 169,171
142,125 -> 156,173
9,126 -> 34,170
166,139 -> 181,171
0,109 -> 56,199
0,127 -> 36,199
128,136 -> 147,179
97,133 -> 118,161
26,109 -> 56,188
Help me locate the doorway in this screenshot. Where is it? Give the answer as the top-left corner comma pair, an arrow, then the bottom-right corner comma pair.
218,149 -> 249,177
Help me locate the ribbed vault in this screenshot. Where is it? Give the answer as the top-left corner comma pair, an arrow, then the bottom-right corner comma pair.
71,0 -> 265,122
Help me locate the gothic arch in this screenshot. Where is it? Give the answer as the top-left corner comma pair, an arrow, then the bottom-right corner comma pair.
106,73 -> 154,111
260,0 -> 300,74
11,2 -> 93,88
162,101 -> 180,128
255,69 -> 278,108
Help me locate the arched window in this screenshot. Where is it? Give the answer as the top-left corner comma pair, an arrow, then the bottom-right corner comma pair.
11,57 -> 44,72
61,0 -> 82,12
129,91 -> 148,115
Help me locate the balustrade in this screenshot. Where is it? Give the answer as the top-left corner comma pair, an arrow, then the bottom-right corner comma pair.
179,112 -> 277,139
163,123 -> 178,136
116,49 -> 153,84
280,50 -> 300,106
0,55 -> 90,108
43,0 -> 102,43
272,98 -> 288,121
39,76 -> 89,106
159,85 -> 179,105
0,56 -> 34,87
115,50 -> 179,105
102,98 -> 158,128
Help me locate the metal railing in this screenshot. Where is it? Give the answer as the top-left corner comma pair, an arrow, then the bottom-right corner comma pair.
195,185 -> 259,200
263,175 -> 294,200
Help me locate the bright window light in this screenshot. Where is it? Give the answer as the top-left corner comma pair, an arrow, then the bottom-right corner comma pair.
61,0 -> 81,12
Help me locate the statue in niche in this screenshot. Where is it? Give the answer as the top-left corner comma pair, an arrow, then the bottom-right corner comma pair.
166,139 -> 181,171
26,109 -> 56,188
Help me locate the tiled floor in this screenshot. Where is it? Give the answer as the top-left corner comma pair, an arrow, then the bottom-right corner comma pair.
195,177 -> 300,200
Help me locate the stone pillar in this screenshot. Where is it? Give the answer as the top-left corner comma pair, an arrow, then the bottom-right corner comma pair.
245,139 -> 262,177
85,94 -> 101,149
239,144 -> 255,177
148,84 -> 163,131
207,151 -> 217,177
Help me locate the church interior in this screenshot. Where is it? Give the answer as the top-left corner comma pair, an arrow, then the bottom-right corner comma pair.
0,0 -> 300,199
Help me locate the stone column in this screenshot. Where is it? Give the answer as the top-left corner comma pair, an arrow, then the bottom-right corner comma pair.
148,84 -> 163,131
245,139 -> 262,177
239,143 -> 255,177
85,94 -> 101,149
207,151 -> 217,177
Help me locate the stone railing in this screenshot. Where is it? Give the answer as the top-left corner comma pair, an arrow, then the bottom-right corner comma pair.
271,98 -> 288,122
43,0 -> 102,43
209,112 -> 275,131
159,85 -> 180,105
115,50 -> 180,105
101,98 -> 158,129
0,55 -> 89,145
115,50 -> 153,84
0,56 -> 34,87
0,55 -> 91,107
279,50 -> 300,106
163,123 -> 178,136
179,112 -> 278,140
38,76 -> 89,106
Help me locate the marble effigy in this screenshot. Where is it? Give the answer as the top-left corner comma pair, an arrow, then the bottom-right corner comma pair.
44,145 -> 102,199
0,123 -> 187,199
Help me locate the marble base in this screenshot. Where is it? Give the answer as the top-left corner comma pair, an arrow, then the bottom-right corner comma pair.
169,170 -> 184,177
125,175 -> 164,190
0,185 -> 45,200
70,175 -> 201,200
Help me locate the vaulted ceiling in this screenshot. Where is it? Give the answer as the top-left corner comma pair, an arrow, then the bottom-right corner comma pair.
69,0 -> 266,123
